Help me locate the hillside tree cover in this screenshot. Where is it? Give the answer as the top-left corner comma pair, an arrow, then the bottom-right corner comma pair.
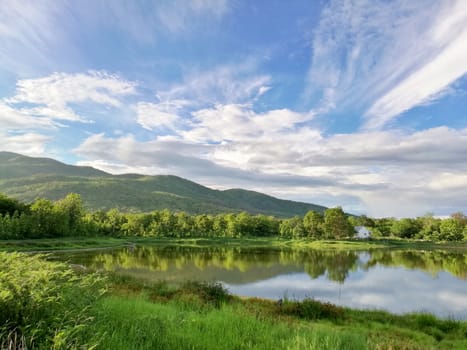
0,193 -> 466,241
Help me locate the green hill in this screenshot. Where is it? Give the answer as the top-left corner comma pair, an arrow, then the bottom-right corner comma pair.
0,152 -> 326,217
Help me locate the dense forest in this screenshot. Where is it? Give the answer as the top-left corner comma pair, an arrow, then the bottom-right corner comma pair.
0,193 -> 466,241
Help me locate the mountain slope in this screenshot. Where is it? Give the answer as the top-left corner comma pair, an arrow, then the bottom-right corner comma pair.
0,152 -> 327,217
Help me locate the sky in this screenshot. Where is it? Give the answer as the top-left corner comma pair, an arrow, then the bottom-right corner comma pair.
1,0 -> 467,217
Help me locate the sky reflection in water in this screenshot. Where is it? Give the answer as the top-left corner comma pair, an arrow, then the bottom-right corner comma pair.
225,267 -> 467,319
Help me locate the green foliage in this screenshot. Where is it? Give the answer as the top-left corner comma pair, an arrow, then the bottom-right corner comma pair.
417,214 -> 441,239
0,193 -> 28,216
0,192 -> 465,242
280,298 -> 344,320
54,193 -> 86,236
303,210 -> 324,238
373,217 -> 394,237
390,218 -> 422,239
0,252 -> 106,348
181,281 -> 231,308
439,219 -> 464,241
323,207 -> 354,239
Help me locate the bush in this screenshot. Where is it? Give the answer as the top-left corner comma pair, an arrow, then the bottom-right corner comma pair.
281,298 -> 344,320
181,281 -> 231,308
0,252 -> 106,349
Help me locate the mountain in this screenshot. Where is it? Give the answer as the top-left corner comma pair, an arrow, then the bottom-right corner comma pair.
0,152 -> 326,217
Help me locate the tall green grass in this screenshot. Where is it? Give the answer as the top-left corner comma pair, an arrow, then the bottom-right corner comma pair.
0,252 -> 105,349
83,296 -> 369,350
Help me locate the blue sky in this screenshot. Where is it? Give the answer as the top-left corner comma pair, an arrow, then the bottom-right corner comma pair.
1,0 -> 467,217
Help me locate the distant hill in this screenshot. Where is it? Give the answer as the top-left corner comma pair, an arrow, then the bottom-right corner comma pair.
0,151 -> 327,217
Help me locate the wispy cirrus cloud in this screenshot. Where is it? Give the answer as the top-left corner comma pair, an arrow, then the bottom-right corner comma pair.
157,61 -> 271,107
135,60 -> 272,132
0,0 -> 231,76
156,0 -> 229,34
97,0 -> 230,43
0,0 -> 80,75
307,0 -> 467,129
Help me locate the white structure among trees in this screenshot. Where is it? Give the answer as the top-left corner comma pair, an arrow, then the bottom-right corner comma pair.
355,226 -> 371,239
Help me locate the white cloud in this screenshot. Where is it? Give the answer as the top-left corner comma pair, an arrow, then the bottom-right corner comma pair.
158,61 -> 271,107
136,101 -> 187,131
307,0 -> 467,129
0,131 -> 51,156
181,104 -> 314,149
74,125 -> 467,217
0,102 -> 57,130
6,71 -> 137,122
0,71 -> 138,159
365,19 -> 467,129
428,173 -> 467,191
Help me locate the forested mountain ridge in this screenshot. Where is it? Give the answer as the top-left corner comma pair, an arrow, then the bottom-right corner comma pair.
0,152 -> 327,217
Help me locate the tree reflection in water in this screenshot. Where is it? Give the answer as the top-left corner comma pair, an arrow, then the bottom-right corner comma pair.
59,246 -> 467,283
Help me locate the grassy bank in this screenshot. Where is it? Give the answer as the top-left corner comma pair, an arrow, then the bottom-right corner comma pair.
85,274 -> 467,350
0,237 -> 130,252
1,236 -> 466,252
85,295 -> 368,350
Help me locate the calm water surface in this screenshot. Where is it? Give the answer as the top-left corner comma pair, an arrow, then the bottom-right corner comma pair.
53,245 -> 467,319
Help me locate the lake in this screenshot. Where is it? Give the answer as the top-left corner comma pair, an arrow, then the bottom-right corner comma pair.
53,245 -> 467,319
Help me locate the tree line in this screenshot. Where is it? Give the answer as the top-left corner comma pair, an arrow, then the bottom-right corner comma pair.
0,193 -> 465,241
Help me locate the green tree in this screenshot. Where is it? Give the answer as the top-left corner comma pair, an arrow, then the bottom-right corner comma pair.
194,214 -> 214,237
279,216 -> 305,238
30,198 -> 57,238
121,213 -> 150,236
225,213 -> 239,237
303,211 -> 324,238
323,207 -> 354,239
250,215 -> 278,237
105,208 -> 127,236
0,214 -> 12,239
0,193 -> 28,216
417,214 -> 440,240
235,212 -> 253,237
390,218 -> 421,239
373,218 -> 394,237
175,212 -> 194,237
54,193 -> 86,236
439,218 -> 464,241
450,212 -> 467,226
213,215 -> 228,236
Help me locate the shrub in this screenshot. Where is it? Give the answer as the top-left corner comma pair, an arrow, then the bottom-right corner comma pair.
181,281 -> 231,308
0,252 -> 106,349
281,298 -> 344,320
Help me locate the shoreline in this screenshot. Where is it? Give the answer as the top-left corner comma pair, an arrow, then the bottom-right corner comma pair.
1,236 -> 467,252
